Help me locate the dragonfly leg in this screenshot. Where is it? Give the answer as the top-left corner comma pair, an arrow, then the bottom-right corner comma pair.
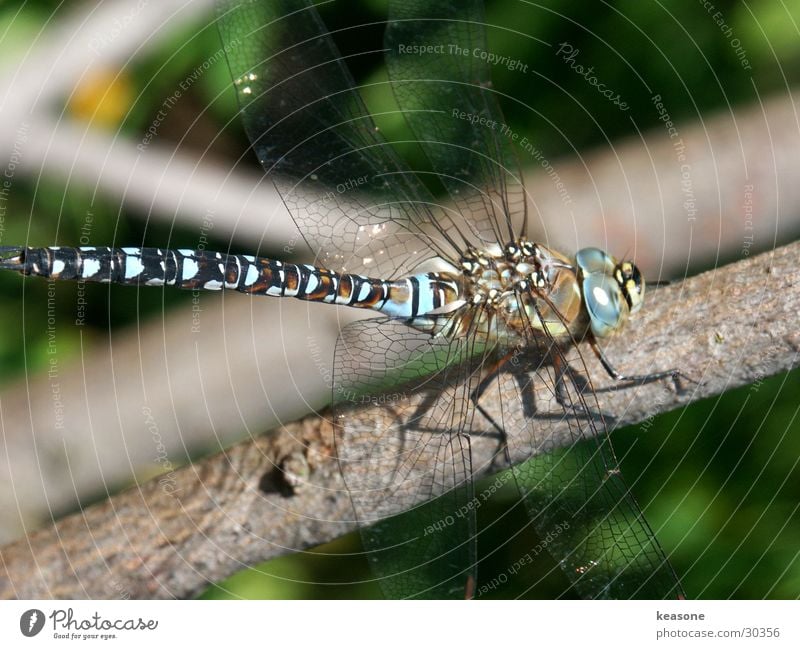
398,387 -> 482,470
471,347 -> 610,469
588,337 -> 698,392
552,351 -> 610,423
470,350 -> 518,470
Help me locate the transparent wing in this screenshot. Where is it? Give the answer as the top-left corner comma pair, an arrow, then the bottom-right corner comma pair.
385,0 -> 528,248
334,313 -> 682,599
487,331 -> 685,599
333,318 -> 502,599
217,0 -> 465,276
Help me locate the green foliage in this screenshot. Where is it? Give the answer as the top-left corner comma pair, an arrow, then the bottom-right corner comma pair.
616,370 -> 800,598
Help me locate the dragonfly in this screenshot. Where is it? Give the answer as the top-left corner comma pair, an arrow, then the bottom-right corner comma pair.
0,0 -> 685,599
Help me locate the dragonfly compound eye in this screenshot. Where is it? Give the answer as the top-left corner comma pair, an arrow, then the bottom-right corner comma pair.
583,273 -> 626,338
575,247 -> 633,337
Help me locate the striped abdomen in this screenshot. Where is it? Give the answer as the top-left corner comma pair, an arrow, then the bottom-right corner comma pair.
0,246 -> 463,320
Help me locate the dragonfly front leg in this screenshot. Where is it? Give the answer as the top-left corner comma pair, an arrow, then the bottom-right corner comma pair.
588,336 -> 698,391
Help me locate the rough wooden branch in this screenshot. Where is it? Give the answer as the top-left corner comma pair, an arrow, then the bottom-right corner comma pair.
1,240 -> 796,599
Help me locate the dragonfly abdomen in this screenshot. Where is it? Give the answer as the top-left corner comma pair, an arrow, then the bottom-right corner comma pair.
0,246 -> 463,319
0,246 -> 254,290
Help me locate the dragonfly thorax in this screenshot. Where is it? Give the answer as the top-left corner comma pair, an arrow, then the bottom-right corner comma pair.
447,239 -> 585,340
460,240 -> 549,307
442,242 -> 646,344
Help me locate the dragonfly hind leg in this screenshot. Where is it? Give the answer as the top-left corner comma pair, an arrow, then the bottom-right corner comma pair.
469,350 -> 520,472
467,349 -> 604,471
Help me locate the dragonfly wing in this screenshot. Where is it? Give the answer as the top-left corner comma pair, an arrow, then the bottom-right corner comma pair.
385,0 -> 528,247
333,318 -> 502,599
217,0 -> 450,277
486,336 -> 685,599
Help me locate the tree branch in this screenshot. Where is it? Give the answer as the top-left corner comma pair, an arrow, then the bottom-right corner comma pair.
1,240 -> 796,599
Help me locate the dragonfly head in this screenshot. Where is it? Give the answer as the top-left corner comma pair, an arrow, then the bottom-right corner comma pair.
575,248 -> 645,338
